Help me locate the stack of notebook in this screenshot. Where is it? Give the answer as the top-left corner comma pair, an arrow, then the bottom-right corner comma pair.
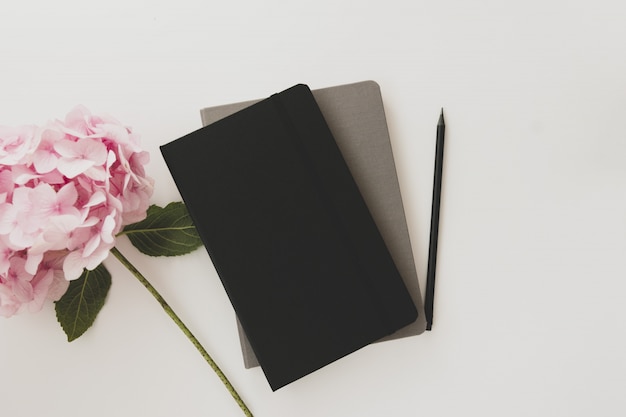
160,81 -> 426,391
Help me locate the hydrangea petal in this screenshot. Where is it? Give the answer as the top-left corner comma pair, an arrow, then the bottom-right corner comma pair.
28,269 -> 54,313
62,251 -> 87,281
0,203 -> 18,235
25,252 -> 43,275
56,158 -> 94,179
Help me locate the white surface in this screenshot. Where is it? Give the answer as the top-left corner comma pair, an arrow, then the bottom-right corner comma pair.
1,1 -> 625,416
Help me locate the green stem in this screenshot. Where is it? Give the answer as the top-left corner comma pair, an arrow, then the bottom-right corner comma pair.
110,247 -> 253,417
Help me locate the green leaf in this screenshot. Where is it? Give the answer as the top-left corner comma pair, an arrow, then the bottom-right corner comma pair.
120,202 -> 203,257
55,263 -> 112,342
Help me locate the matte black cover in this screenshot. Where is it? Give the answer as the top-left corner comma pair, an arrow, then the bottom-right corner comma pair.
160,84 -> 418,390
200,80 -> 428,369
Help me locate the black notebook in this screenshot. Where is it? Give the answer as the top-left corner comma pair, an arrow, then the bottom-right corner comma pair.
200,81 -> 427,369
160,84 -> 418,390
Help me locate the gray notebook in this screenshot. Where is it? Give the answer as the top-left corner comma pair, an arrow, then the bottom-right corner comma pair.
200,80 -> 427,368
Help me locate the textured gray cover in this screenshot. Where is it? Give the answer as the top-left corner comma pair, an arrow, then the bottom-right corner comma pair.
200,80 -> 427,368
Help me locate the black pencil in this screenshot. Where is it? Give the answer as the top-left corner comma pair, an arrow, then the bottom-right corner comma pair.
425,108 -> 445,331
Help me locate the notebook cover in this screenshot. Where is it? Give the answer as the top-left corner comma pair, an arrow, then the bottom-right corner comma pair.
200,81 -> 427,369
160,84 -> 418,390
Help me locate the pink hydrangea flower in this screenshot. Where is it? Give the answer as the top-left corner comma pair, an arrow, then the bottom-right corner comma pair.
0,106 -> 154,317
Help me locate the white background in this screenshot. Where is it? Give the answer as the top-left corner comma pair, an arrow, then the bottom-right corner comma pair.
1,1 -> 625,416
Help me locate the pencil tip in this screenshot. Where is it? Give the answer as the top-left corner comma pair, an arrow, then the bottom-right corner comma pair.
438,108 -> 445,125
